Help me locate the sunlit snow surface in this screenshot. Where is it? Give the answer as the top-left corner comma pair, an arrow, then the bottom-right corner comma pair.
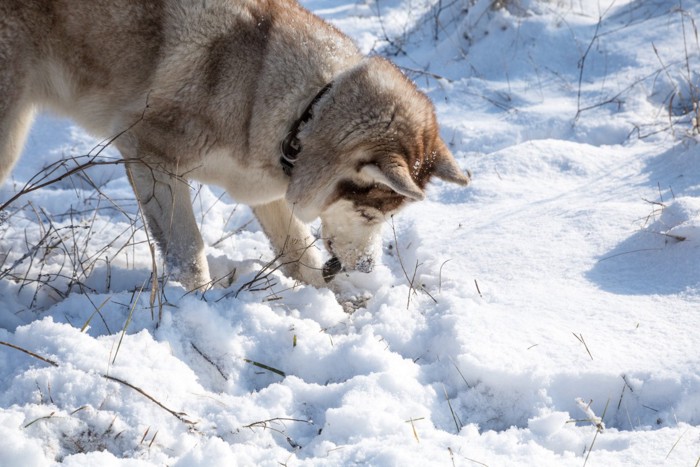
1,0 -> 699,465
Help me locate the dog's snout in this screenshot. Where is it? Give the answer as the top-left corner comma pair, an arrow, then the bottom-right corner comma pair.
322,256 -> 342,283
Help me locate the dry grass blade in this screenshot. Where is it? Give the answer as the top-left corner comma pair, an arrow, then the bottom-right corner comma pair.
69,406 -> 88,416
191,342 -> 228,381
665,428 -> 689,460
450,358 -> 473,389
112,278 -> 147,364
390,216 -> 415,308
474,279 -> 483,298
405,417 -> 424,443
438,259 -> 451,294
572,332 -> 594,360
102,374 -> 196,426
447,445 -> 489,467
448,447 -> 456,467
575,397 -> 609,467
243,417 -> 310,450
140,426 -> 151,445
80,296 -> 112,333
23,411 -> 57,429
443,384 -> 463,433
148,430 -> 159,449
617,378 -> 627,412
243,417 -> 311,429
243,358 -> 286,377
575,398 -> 606,433
389,216 -> 438,308
3,336 -> 196,427
0,341 -> 59,367
583,428 -> 600,467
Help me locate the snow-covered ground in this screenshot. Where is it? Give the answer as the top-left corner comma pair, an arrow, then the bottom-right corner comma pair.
1,0 -> 699,465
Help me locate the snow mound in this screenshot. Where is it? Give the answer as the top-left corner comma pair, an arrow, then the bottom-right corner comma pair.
658,197 -> 700,242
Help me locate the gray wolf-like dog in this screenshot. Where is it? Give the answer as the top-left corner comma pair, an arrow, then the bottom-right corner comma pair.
0,0 -> 470,290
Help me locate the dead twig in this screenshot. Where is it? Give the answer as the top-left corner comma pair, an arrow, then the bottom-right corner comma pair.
243,417 -> 309,450
102,374 -> 196,426
191,342 -> 228,381
0,340 -> 59,367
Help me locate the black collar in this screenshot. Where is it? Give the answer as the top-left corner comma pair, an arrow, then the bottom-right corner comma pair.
280,83 -> 333,176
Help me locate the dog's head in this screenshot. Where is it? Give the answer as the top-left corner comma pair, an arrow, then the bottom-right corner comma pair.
286,57 -> 470,281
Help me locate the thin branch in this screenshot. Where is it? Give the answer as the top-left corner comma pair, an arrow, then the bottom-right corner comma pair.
102,374 -> 196,426
191,342 -> 228,381
0,341 -> 59,367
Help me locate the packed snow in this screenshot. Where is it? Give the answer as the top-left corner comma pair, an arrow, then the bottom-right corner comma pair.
1,0 -> 699,465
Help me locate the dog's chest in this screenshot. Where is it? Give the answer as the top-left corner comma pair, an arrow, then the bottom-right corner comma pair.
189,149 -> 288,205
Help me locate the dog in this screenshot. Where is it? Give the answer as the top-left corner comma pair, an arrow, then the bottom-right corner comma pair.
0,0 -> 470,290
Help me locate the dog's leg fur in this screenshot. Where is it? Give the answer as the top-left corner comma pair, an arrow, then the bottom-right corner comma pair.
253,200 -> 325,287
0,29 -> 34,185
123,152 -> 211,291
0,96 -> 34,185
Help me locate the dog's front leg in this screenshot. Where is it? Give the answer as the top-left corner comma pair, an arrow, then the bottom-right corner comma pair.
125,159 -> 211,291
252,199 -> 325,288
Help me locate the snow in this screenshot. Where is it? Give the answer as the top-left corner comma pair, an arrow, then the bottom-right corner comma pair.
1,0 -> 700,465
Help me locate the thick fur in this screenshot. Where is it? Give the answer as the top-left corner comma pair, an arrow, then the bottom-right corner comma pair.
0,0 -> 470,290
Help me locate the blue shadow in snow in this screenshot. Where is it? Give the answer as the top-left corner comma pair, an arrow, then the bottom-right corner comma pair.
586,144 -> 700,295
587,230 -> 699,295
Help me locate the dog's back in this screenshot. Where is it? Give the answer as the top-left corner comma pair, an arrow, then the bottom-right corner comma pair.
2,1 -> 167,133
0,0 -> 358,172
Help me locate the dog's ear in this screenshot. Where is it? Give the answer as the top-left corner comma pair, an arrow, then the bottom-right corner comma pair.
361,163 -> 425,201
432,139 -> 471,185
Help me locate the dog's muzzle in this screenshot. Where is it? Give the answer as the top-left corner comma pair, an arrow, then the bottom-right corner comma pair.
322,257 -> 342,283
322,255 -> 374,283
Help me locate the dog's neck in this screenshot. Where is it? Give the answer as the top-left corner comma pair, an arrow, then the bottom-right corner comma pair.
280,83 -> 333,176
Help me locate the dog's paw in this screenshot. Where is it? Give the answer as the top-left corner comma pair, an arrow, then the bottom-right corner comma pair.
168,255 -> 212,292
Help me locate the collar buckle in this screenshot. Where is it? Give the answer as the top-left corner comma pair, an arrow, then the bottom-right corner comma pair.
279,83 -> 332,176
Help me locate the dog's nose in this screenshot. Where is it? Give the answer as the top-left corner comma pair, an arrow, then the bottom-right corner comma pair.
322,257 -> 342,282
